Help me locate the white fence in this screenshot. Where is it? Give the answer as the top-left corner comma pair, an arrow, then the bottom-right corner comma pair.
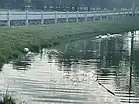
0,10 -> 134,26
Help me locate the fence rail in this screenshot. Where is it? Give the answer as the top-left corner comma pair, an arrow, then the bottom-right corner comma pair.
0,10 -> 136,26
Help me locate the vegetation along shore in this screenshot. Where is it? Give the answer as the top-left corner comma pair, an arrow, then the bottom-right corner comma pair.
0,16 -> 139,66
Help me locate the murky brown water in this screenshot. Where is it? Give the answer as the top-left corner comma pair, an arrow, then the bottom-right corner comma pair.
0,31 -> 139,104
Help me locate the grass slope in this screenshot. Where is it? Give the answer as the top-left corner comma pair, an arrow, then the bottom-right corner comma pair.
0,16 -> 139,65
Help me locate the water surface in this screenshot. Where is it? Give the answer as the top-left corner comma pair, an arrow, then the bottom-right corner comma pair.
0,31 -> 139,104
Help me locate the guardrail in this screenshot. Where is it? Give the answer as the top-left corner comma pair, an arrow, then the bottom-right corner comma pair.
0,10 -> 135,26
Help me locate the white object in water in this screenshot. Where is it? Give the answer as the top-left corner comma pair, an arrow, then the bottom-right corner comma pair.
101,35 -> 108,39
108,34 -> 122,38
96,35 -> 102,39
107,33 -> 111,36
24,48 -> 29,52
114,34 -> 122,37
96,35 -> 108,39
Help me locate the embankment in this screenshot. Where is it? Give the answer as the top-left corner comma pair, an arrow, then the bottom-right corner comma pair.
0,16 -> 139,66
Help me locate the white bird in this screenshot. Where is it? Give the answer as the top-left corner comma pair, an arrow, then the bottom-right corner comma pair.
101,35 -> 108,39
96,35 -> 102,39
115,34 -> 122,37
24,48 -> 29,52
107,33 -> 111,36
24,48 -> 32,56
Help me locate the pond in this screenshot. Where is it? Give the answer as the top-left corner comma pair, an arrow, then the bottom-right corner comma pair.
0,31 -> 139,104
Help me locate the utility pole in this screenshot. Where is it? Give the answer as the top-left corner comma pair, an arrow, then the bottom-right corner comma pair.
60,0 -> 62,5
132,2 -> 136,16
59,0 -> 62,11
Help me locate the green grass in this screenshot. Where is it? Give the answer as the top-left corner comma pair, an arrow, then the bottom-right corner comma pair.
0,94 -> 16,104
0,16 -> 139,64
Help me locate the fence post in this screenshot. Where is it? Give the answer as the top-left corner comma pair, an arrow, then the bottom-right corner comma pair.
118,12 -> 120,19
76,11 -> 79,22
120,12 -> 122,18
135,11 -> 137,16
26,10 -> 29,26
112,13 -> 115,20
114,13 -> 116,20
41,11 -> 44,25
100,11 -> 103,20
121,11 -> 124,18
124,11 -> 126,17
7,11 -> 10,26
125,11 -> 127,16
93,11 -> 95,21
106,12 -> 109,20
85,12 -> 87,22
115,12 -> 117,19
55,11 -> 57,23
128,10 -> 130,16
66,11 -> 69,23
105,12 -> 107,20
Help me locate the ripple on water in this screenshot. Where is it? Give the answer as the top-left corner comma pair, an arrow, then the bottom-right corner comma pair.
1,31 -> 139,104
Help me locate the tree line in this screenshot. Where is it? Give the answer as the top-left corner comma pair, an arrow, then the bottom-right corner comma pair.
0,0 -> 138,11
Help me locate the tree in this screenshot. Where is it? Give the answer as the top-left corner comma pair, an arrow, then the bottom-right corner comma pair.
0,0 -> 139,10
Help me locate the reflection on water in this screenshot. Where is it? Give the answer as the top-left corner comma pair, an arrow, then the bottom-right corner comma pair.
0,31 -> 139,103
12,54 -> 35,70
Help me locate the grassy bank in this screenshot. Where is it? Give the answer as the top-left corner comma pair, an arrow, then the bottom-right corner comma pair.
0,17 -> 139,65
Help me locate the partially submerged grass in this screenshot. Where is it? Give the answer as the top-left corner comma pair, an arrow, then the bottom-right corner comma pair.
0,94 -> 16,104
0,16 -> 139,65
